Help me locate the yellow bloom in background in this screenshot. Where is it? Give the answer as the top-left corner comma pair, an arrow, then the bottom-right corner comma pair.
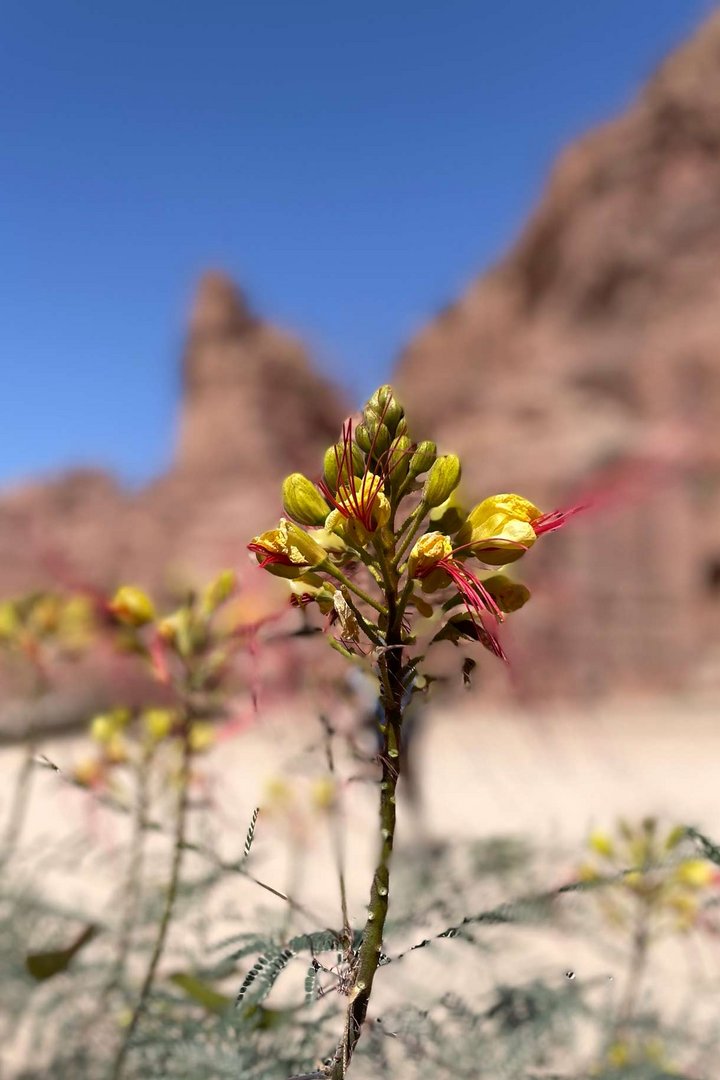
673,858 -> 715,889
143,707 -> 175,742
311,776 -> 338,812
588,829 -> 615,859
263,777 -> 294,814
0,601 -> 19,641
607,1041 -> 631,1068
110,585 -> 156,627
189,722 -> 215,753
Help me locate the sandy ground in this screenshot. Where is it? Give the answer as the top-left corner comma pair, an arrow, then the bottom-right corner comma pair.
2,695 -> 720,1075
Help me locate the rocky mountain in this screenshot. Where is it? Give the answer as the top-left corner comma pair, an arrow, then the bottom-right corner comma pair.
3,12 -> 720,704
395,11 -> 720,698
0,272 -> 346,599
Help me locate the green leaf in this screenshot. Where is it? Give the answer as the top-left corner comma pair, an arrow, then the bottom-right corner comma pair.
25,923 -> 98,981
169,972 -> 233,1015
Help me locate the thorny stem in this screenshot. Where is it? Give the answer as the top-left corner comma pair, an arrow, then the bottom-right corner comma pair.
328,574 -> 405,1079
321,717 -> 350,937
394,500 -> 428,566
109,724 -> 193,1080
616,897 -> 651,1031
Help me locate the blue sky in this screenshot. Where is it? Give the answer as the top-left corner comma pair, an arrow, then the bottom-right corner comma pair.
1,0 -> 714,487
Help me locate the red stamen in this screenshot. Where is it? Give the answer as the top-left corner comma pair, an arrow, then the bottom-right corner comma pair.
247,542 -> 295,569
318,416 -> 386,531
533,502 -> 589,536
437,557 -> 504,623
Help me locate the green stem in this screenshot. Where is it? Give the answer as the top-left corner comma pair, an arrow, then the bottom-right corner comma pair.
328,593 -> 404,1078
394,501 -> 428,566
109,729 -> 192,1080
325,565 -> 387,618
103,751 -> 151,1000
616,899 -> 651,1031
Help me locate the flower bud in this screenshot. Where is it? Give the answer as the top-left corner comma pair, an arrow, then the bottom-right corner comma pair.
588,829 -> 615,859
354,422 -> 373,453
284,521 -> 330,567
90,714 -> 116,744
282,473 -> 330,527
409,440 -> 436,478
0,601 -> 19,641
482,574 -> 531,613
673,859 -> 715,889
422,454 -> 461,509
323,442 -> 364,490
201,569 -> 237,614
355,415 -> 392,458
143,707 -> 175,742
364,385 -> 405,436
109,586 -> 155,627
189,721 -> 215,753
386,435 -> 412,488
407,531 -> 453,578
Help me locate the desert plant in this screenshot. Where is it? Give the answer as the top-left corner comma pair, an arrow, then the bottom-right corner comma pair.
248,383 -> 583,1077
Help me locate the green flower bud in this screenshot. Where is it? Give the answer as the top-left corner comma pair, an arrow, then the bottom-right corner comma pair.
370,422 -> 391,456
354,422 -> 373,453
323,442 -> 364,491
387,435 -> 412,488
284,522 -> 330,567
422,454 -> 461,509
409,440 -> 437,478
201,569 -> 236,614
282,473 -> 330,526
364,385 -> 405,435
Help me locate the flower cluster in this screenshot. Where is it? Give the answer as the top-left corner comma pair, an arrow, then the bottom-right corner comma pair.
249,384 -> 579,662
580,818 -> 720,933
73,571 -> 239,788
0,591 -> 95,659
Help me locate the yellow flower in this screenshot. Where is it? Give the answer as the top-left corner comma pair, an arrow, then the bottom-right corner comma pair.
588,830 -> 615,859
333,474 -> 390,532
90,713 -> 119,744
0,601 -> 19,640
189,722 -> 215,753
311,776 -> 338,812
109,585 -> 155,627
607,1041 -> 631,1067
456,494 -> 541,565
248,519 -> 328,578
673,859 -> 715,889
407,532 -> 453,578
143,707 -> 175,742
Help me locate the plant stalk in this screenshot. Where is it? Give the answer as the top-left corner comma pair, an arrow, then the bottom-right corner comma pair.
328,592 -> 404,1078
109,726 -> 192,1080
